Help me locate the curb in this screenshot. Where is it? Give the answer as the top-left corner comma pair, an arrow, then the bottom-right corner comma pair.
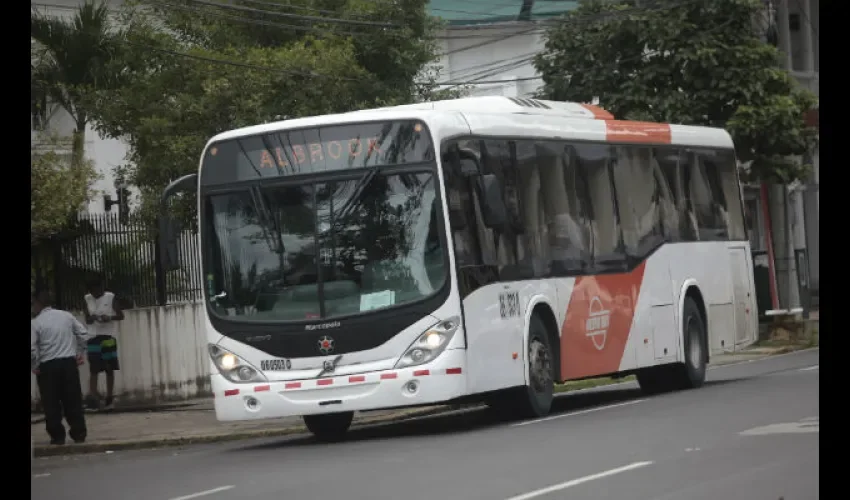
32,406 -> 448,458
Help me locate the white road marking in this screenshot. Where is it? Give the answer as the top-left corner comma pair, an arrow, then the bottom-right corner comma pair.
168,485 -> 234,500
32,473 -> 51,478
511,399 -> 647,427
740,417 -> 818,436
503,461 -> 654,500
799,364 -> 819,371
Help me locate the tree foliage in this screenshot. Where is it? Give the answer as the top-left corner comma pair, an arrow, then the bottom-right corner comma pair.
534,0 -> 818,183
83,0 -> 453,225
31,1 -> 123,168
31,136 -> 100,244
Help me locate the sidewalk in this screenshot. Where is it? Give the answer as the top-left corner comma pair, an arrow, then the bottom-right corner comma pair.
708,344 -> 813,366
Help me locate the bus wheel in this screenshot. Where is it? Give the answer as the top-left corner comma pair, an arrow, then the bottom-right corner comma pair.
517,315 -> 556,418
678,297 -> 707,389
303,411 -> 354,442
637,296 -> 707,394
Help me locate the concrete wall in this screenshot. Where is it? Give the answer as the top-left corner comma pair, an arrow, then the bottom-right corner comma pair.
31,302 -> 212,407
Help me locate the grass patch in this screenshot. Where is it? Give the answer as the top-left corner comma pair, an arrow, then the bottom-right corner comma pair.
755,333 -> 819,349
555,375 -> 635,394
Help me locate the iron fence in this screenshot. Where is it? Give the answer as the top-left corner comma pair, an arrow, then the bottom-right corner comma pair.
31,212 -> 203,312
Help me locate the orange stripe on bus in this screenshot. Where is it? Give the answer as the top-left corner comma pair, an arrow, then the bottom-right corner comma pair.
579,103 -> 615,120
560,261 -> 647,380
605,121 -> 672,144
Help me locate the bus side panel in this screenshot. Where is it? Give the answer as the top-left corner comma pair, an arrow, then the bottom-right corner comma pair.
462,280 -> 554,395
620,246 -> 680,372
559,262 -> 647,380
667,241 -> 738,357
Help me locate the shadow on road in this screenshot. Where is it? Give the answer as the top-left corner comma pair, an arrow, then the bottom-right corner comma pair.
235,387 -> 648,453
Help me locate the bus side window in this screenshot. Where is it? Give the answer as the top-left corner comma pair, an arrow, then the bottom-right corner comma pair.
683,149 -> 730,241
442,142 -> 480,269
611,145 -> 665,259
514,140 -> 550,277
536,141 -> 592,276
707,149 -> 747,241
573,143 -> 626,272
652,148 -> 684,242
481,140 -> 525,278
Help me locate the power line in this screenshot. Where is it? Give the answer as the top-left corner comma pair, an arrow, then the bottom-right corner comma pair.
149,1 -> 370,37
42,0 -> 737,91
448,51 -> 540,79
442,17 -> 738,92
229,0 -> 379,20
184,0 -> 399,28
437,0 -> 709,33
123,40 -> 361,80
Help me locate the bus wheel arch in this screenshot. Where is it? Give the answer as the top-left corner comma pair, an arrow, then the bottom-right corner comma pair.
530,303 -> 562,384
486,301 -> 558,419
638,288 -> 708,394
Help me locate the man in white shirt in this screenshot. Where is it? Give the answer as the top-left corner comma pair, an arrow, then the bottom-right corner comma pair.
84,278 -> 124,411
31,290 -> 88,445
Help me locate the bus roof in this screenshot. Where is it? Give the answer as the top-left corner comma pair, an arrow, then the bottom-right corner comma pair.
207,96 -> 734,151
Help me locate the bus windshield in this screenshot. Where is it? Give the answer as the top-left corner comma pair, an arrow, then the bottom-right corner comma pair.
200,121 -> 446,322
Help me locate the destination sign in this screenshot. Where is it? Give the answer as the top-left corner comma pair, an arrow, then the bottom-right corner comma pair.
200,120 -> 434,185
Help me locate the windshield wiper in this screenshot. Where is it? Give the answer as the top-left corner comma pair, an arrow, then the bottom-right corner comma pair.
335,166 -> 381,221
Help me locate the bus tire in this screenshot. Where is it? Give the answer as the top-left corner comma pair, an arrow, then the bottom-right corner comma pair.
637,296 -> 707,394
303,411 -> 354,442
677,296 -> 708,389
498,315 -> 555,419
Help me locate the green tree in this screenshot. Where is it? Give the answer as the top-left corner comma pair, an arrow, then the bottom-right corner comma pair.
31,1 -> 122,169
534,0 -> 818,182
31,137 -> 99,244
83,0 -> 454,226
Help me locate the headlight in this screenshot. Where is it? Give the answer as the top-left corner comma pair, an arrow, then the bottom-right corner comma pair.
395,316 -> 461,369
208,344 -> 267,383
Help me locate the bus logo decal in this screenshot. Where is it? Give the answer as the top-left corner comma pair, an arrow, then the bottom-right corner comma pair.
318,336 -> 335,355
585,296 -> 611,350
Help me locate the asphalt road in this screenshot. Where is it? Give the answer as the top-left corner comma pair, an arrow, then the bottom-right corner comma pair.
32,348 -> 819,500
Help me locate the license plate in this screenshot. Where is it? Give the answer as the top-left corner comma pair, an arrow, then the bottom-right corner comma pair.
260,359 -> 292,371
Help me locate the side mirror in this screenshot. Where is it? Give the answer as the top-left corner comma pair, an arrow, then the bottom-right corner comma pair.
476,173 -> 508,229
158,173 -> 198,272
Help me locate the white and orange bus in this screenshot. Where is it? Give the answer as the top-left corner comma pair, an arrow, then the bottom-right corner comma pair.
159,96 -> 758,440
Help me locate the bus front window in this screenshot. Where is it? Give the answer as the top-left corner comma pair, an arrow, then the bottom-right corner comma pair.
203,172 -> 446,322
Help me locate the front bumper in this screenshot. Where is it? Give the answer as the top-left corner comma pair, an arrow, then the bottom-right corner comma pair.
212,349 -> 468,420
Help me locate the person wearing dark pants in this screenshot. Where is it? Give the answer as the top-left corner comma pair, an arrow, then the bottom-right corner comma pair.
31,290 -> 88,445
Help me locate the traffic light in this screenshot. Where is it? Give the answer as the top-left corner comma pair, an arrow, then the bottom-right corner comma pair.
117,186 -> 130,225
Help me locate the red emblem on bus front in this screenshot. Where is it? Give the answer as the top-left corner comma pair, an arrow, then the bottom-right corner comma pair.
318,336 -> 335,355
